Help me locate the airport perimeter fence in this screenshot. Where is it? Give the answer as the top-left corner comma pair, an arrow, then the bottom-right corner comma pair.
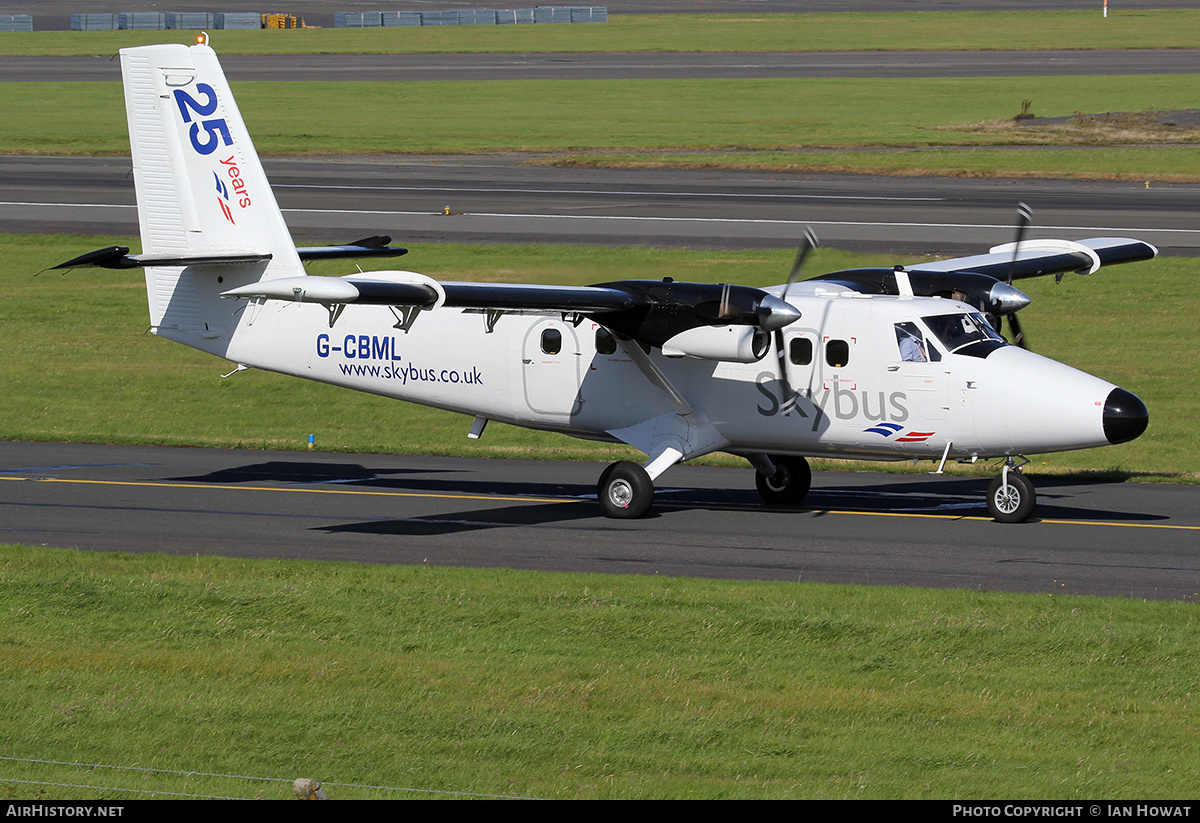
0,14 -> 33,31
335,7 -> 608,26
9,7 -> 606,31
69,12 -> 263,30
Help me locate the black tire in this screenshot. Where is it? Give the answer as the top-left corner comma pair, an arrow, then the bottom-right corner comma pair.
755,455 -> 812,505
986,471 -> 1036,523
597,461 -> 654,519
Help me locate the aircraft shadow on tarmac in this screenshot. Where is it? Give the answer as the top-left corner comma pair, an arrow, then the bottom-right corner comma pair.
171,460 -> 1168,535
799,476 -> 1172,526
172,460 -> 440,486
173,459 -> 590,498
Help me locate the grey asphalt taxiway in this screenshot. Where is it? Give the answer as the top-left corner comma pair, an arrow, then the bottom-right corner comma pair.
8,50 -> 1200,82
3,441 -> 1199,600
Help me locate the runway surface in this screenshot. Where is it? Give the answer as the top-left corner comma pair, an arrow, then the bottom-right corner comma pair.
2,441 -> 1197,600
8,50 -> 1200,82
4,154 -> 1196,256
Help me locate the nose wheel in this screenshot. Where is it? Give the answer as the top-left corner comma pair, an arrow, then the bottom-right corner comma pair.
986,464 -> 1036,523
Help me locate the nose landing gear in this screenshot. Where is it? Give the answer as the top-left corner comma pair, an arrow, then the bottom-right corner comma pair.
987,458 -> 1036,523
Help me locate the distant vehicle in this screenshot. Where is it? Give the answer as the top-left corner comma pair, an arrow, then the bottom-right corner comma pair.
59,40 -> 1154,522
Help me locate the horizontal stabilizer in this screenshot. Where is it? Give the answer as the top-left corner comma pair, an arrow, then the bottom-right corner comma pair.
296,235 -> 408,262
54,245 -> 271,270
57,235 -> 406,270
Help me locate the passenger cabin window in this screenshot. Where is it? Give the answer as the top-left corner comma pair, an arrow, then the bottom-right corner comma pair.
826,339 -> 850,368
595,327 -> 617,355
789,337 -> 813,366
541,328 -> 562,355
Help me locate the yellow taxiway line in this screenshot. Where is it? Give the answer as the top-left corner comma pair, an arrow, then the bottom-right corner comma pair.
3,475 -> 1198,531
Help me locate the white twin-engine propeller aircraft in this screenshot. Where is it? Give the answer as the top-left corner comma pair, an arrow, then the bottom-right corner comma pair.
58,41 -> 1155,523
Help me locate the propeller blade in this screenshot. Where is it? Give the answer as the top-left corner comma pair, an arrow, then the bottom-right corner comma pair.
781,227 -> 819,304
1004,203 -> 1033,348
1007,202 -> 1032,286
774,328 -> 795,414
1008,310 -> 1028,349
773,229 -> 817,415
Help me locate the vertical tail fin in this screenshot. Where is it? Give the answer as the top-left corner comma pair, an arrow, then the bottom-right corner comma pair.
120,41 -> 302,347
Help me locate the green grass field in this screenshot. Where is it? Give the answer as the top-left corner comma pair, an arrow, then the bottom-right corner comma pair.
3,546 -> 1199,799
4,74 -> 1197,179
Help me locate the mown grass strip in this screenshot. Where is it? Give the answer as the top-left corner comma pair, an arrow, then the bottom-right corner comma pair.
2,233 -> 1196,478
2,545 -> 1198,799
3,76 -> 1197,180
3,11 -> 1200,56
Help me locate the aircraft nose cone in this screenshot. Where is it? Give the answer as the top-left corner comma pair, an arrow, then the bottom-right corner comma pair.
758,294 -> 802,331
1103,387 -> 1148,444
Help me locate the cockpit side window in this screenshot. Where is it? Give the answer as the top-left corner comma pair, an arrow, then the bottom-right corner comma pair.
895,322 -> 934,362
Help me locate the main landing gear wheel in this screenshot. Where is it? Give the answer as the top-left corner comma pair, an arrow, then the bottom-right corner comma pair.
986,470 -> 1036,523
598,461 -> 654,519
755,456 -> 812,505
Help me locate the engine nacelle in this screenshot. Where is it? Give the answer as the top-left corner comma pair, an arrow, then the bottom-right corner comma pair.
661,325 -> 770,363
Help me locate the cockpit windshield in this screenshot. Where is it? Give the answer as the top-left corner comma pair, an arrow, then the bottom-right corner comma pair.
921,311 -> 1006,358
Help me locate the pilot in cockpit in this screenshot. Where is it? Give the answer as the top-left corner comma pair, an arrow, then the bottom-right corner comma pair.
895,322 -> 928,362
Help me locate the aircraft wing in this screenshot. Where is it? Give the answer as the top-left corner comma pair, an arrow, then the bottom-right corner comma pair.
57,238 -> 799,350
808,235 -> 1158,319
437,282 -> 639,313
223,274 -> 638,314
222,273 -> 800,351
909,237 -> 1158,280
